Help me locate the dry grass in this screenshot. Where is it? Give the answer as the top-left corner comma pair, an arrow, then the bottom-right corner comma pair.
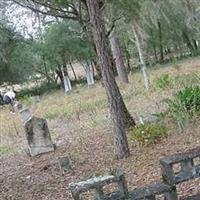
1,57 -> 200,199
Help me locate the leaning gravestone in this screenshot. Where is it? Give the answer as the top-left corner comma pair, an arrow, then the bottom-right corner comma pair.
19,106 -> 55,156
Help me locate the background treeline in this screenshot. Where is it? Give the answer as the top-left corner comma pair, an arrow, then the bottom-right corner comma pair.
1,0 -> 200,88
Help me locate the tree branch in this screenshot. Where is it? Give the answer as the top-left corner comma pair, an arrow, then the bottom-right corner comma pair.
11,0 -> 79,20
106,16 -> 122,38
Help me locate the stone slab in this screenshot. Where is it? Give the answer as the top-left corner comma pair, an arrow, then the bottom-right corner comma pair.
25,116 -> 55,156
160,147 -> 200,165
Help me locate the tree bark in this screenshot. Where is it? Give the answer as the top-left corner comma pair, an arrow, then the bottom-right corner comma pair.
62,64 -> 72,93
149,28 -> 158,62
182,30 -> 195,54
132,23 -> 150,90
124,46 -> 131,72
193,39 -> 198,55
92,60 -> 102,79
56,65 -> 64,88
91,61 -> 95,77
69,62 -> 77,81
42,56 -> 51,85
158,20 -> 164,62
86,0 -> 135,159
86,66 -> 95,86
109,31 -> 129,83
91,41 -> 102,79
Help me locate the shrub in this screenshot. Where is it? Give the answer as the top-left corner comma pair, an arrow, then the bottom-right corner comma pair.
129,123 -> 167,145
165,86 -> 200,129
18,82 -> 59,98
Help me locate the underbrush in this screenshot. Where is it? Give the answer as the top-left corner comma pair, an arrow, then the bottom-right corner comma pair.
164,86 -> 200,130
18,82 -> 60,98
129,123 -> 167,145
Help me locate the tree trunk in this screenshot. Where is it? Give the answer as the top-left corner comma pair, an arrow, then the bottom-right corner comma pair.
124,46 -> 131,72
86,0 -> 135,159
193,39 -> 198,55
153,44 -> 158,62
182,30 -> 194,54
85,61 -> 95,86
109,31 -> 129,83
158,20 -> 164,62
93,60 -> 102,79
132,23 -> 150,90
150,28 -> 158,62
42,56 -> 51,85
56,66 -> 64,88
91,61 -> 95,77
69,62 -> 77,81
86,66 -> 95,86
62,64 -> 72,93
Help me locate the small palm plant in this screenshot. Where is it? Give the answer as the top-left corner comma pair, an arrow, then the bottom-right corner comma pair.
165,86 -> 200,130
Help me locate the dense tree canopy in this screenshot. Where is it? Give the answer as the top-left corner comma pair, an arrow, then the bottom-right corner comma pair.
0,21 -> 25,84
3,0 -> 200,85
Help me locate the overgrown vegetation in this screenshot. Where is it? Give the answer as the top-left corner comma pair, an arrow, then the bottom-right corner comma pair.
18,82 -> 60,98
129,123 -> 167,145
165,86 -> 200,129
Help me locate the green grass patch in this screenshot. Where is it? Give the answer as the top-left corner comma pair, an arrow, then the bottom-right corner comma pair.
0,145 -> 16,155
153,74 -> 172,89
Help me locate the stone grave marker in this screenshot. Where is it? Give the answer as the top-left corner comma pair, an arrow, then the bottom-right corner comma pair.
19,107 -> 55,156
58,156 -> 71,174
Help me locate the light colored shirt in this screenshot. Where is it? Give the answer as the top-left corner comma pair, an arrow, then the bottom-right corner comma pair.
4,91 -> 16,100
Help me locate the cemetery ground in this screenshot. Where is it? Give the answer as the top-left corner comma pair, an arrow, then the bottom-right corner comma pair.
1,58 -> 200,199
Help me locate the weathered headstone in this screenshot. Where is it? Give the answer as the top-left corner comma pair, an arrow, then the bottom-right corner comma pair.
63,75 -> 72,93
19,108 -> 32,124
86,68 -> 95,86
58,156 -> 71,174
19,107 -> 55,156
33,95 -> 40,103
139,114 -> 159,124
